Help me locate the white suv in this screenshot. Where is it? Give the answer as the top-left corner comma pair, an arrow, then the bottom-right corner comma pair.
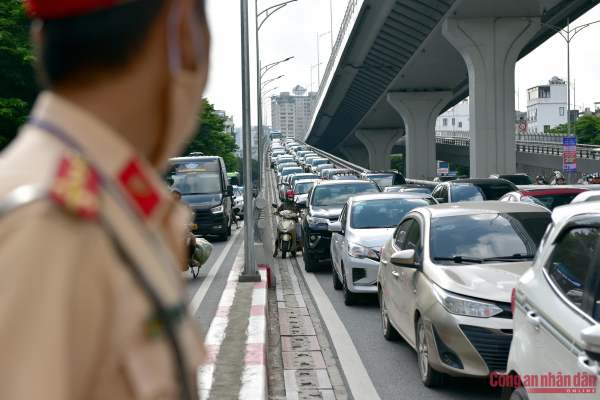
505,201 -> 600,399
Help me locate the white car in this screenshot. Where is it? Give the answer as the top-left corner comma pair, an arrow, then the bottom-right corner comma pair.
232,185 -> 244,220
505,201 -> 600,400
328,193 -> 437,305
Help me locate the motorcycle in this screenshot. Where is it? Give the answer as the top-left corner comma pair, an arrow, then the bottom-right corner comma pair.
272,203 -> 299,259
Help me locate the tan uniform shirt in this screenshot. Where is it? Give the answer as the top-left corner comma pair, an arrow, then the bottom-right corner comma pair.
0,92 -> 205,400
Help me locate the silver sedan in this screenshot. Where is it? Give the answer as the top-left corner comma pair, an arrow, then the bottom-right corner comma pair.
328,193 -> 437,305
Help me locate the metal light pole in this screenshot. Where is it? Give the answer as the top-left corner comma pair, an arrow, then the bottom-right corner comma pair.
317,31 -> 330,88
330,0 -> 334,49
523,17 -> 600,136
255,1 -> 298,191
310,63 -> 322,92
240,0 -> 258,279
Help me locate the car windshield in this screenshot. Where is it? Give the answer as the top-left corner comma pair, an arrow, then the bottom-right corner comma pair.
368,174 -> 394,187
311,183 -> 379,206
528,193 -> 581,210
279,163 -> 296,172
430,212 -> 551,264
313,159 -> 327,166
233,187 -> 242,197
291,175 -> 318,184
172,172 -> 221,195
502,176 -> 534,185
295,181 -> 316,195
451,185 -> 485,202
405,188 -> 433,194
351,198 -> 434,229
319,165 -> 333,171
476,184 -> 516,200
282,168 -> 303,177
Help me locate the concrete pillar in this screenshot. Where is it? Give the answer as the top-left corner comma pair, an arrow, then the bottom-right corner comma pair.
387,92 -> 453,179
339,144 -> 369,169
443,18 -> 540,177
356,129 -> 404,171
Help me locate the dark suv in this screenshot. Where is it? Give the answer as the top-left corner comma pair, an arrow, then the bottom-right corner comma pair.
359,170 -> 406,189
430,178 -> 517,203
299,180 -> 380,271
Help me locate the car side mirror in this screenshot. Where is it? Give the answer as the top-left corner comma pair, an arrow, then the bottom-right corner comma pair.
296,199 -> 307,208
328,222 -> 342,233
226,185 -> 234,197
391,249 -> 416,267
435,198 -> 445,204
233,196 -> 237,200
272,203 -> 278,209
581,325 -> 600,362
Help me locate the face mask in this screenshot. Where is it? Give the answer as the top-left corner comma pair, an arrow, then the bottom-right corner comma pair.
152,1 -> 208,168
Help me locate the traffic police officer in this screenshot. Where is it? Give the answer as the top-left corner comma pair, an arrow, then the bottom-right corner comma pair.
0,0 -> 210,399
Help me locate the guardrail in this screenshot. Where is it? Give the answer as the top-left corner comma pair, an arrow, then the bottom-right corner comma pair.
435,137 -> 600,160
295,139 -> 370,173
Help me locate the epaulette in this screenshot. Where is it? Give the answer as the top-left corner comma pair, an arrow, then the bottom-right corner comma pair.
50,150 -> 101,220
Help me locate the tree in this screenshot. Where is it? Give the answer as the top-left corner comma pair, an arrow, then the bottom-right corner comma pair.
390,155 -> 403,175
235,157 -> 259,184
547,115 -> 600,144
185,99 -> 239,171
0,0 -> 39,149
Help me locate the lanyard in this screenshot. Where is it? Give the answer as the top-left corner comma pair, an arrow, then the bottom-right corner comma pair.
26,118 -> 195,400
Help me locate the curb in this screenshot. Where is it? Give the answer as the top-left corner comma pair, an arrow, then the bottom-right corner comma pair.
197,252 -> 269,400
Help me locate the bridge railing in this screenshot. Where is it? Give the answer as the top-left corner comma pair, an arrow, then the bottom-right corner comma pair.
295,139 -> 369,173
435,137 -> 600,159
300,0 -> 360,142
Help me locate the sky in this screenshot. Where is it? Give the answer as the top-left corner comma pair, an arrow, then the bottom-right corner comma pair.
203,0 -> 600,129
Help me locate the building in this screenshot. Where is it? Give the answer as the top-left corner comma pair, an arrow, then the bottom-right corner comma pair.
582,102 -> 600,118
435,99 -> 469,136
270,89 -> 317,140
526,76 -> 568,134
234,127 -> 243,158
214,110 -> 235,137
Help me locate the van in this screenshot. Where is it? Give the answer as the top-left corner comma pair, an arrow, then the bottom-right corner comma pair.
167,156 -> 234,241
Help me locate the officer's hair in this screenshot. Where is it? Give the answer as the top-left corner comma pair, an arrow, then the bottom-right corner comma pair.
39,0 -> 167,87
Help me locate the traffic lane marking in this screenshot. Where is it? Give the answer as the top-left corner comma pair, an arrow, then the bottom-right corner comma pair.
187,223 -> 244,316
295,256 -> 381,400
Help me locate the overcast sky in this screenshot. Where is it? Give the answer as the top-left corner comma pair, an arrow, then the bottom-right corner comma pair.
203,1 -> 600,128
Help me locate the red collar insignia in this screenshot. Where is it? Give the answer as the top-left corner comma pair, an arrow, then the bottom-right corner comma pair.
51,151 -> 101,220
119,159 -> 160,218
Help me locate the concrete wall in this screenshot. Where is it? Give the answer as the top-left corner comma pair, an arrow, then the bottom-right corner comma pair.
516,152 -> 600,184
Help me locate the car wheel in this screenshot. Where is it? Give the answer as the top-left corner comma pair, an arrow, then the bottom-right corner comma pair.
380,291 -> 399,340
509,388 -> 529,400
416,317 -> 447,387
332,265 -> 342,290
342,268 -> 360,306
303,240 -> 319,272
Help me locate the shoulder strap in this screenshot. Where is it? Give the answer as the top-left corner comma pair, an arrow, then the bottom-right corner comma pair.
0,184 -> 50,218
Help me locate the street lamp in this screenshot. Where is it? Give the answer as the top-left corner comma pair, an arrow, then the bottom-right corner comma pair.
262,75 -> 284,90
255,0 -> 298,189
261,56 -> 293,78
310,62 -> 323,92
522,17 -> 600,137
317,31 -> 330,87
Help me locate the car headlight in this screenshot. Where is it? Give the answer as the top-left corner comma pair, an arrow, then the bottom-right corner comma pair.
210,205 -> 224,214
307,216 -> 329,226
348,242 -> 380,261
432,284 -> 503,318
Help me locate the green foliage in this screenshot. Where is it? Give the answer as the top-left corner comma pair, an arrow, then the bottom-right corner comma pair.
449,163 -> 470,177
185,99 -> 239,172
0,0 -> 39,149
235,157 -> 259,184
390,155 -> 403,175
547,115 -> 600,144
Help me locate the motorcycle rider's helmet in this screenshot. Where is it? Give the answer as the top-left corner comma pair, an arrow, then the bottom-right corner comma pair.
593,173 -> 600,179
286,190 -> 295,199
556,174 -> 565,183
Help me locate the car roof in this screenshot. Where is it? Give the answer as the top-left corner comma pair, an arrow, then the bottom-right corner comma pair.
515,188 -> 588,196
315,179 -> 374,187
419,201 -> 549,218
350,193 -> 434,202
552,200 -> 600,225
294,179 -> 320,184
170,156 -> 220,162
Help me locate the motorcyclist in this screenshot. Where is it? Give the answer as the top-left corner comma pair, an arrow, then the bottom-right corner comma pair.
554,174 -> 566,185
591,173 -> 600,185
588,174 -> 594,184
273,190 -> 303,257
578,173 -> 587,185
535,175 -> 547,185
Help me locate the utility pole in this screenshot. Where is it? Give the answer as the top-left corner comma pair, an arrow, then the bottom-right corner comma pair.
567,18 -> 571,137
317,31 -> 330,88
239,0 -> 258,280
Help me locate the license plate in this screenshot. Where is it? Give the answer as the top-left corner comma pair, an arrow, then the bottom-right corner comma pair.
193,224 -> 198,230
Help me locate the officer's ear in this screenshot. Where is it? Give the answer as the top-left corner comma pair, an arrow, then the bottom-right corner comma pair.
179,0 -> 210,72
